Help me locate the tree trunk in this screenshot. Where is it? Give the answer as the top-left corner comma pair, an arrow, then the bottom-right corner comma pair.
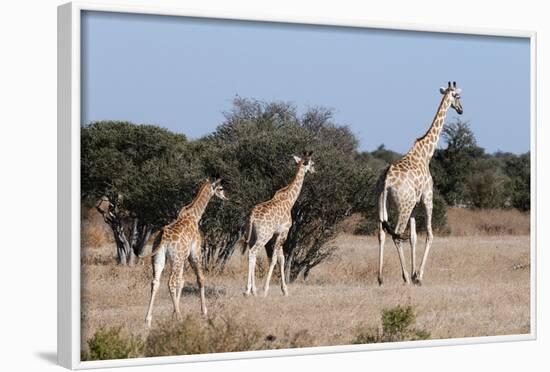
129,218 -> 152,257
110,221 -> 134,265
102,215 -> 151,265
284,250 -> 293,283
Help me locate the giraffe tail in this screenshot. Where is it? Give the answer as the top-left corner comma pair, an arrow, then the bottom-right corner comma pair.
138,229 -> 164,259
238,218 -> 257,254
379,186 -> 407,241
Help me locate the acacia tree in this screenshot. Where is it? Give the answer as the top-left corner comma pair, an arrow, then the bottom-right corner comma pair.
504,152 -> 530,211
81,121 -> 200,265
432,120 -> 484,206
196,98 -> 376,280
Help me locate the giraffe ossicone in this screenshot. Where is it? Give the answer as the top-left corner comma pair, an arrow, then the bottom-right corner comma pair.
242,151 -> 315,297
143,178 -> 227,328
376,82 -> 463,286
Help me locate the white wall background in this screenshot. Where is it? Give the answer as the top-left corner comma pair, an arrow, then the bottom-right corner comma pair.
0,0 -> 546,371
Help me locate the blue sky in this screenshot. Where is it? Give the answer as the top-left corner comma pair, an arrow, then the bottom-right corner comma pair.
81,11 -> 531,154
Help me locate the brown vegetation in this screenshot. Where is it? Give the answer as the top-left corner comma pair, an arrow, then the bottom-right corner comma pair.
81,220 -> 530,358
340,207 -> 530,237
446,207 -> 530,236
81,207 -> 113,248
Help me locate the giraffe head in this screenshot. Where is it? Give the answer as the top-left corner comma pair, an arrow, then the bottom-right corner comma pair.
208,178 -> 228,200
439,81 -> 463,115
292,151 -> 315,173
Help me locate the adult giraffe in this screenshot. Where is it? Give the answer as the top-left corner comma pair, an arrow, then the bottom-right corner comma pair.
142,178 -> 228,328
242,152 -> 315,297
377,81 -> 463,286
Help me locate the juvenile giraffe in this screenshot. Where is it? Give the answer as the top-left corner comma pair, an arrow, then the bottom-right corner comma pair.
377,82 -> 463,286
243,152 -> 315,297
143,178 -> 227,328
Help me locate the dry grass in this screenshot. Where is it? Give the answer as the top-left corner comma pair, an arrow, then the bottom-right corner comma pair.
81,207 -> 113,248
446,208 -> 530,236
81,231 -> 530,358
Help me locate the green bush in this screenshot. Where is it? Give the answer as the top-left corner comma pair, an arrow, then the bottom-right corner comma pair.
353,305 -> 430,344
82,326 -> 143,361
504,152 -> 530,211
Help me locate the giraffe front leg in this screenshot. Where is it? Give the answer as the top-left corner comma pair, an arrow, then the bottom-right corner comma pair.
378,221 -> 386,286
277,248 -> 288,296
188,250 -> 207,317
409,215 -> 418,284
263,248 -> 277,297
264,229 -> 290,297
415,191 -> 434,285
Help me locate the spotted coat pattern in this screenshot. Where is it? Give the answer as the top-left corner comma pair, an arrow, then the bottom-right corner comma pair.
244,155 -> 314,297
377,84 -> 463,286
144,180 -> 226,327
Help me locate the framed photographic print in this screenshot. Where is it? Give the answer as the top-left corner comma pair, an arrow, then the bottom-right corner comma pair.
58,1 -> 537,369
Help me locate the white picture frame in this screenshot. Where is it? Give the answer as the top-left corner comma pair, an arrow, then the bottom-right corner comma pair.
58,1 -> 537,369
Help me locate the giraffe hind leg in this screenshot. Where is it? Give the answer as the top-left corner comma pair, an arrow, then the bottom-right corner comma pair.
145,246 -> 166,328
392,205 -> 415,285
168,260 -> 184,321
264,230 -> 289,297
245,236 -> 270,297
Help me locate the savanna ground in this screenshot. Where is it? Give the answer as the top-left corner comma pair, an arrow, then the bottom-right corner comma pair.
81,208 -> 530,358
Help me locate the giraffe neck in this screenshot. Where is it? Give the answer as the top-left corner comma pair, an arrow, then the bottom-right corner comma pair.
280,164 -> 307,207
178,182 -> 213,222
411,93 -> 452,163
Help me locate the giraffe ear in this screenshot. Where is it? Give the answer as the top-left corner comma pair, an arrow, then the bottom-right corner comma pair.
292,155 -> 302,163
440,87 -> 446,94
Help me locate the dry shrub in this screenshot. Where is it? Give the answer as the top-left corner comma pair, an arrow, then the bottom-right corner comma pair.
81,253 -> 117,266
82,326 -> 143,361
447,208 -> 530,236
144,316 -> 262,356
81,207 -> 113,248
262,329 -> 314,349
353,305 -> 430,344
337,213 -> 364,235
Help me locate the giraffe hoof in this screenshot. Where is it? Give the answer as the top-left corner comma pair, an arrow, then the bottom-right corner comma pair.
377,277 -> 384,286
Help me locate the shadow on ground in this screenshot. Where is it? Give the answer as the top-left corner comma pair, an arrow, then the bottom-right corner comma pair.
181,283 -> 226,298
35,351 -> 57,365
